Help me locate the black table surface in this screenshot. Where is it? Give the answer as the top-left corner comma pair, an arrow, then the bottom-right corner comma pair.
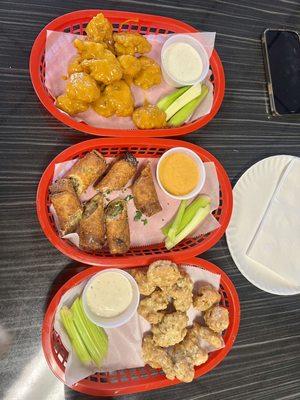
0,1 -> 300,399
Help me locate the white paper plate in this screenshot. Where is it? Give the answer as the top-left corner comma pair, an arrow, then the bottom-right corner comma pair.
226,155 -> 300,295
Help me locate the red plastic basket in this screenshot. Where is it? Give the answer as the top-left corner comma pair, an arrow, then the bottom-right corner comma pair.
36,138 -> 232,267
42,258 -> 240,396
29,9 -> 225,137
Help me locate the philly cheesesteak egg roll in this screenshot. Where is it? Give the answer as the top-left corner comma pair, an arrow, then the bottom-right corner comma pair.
78,193 -> 106,252
105,198 -> 130,254
50,178 -> 82,235
66,150 -> 107,195
94,152 -> 138,192
132,162 -> 162,217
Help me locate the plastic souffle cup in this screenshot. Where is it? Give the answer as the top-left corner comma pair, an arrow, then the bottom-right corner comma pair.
156,147 -> 206,200
161,34 -> 210,87
82,269 -> 140,329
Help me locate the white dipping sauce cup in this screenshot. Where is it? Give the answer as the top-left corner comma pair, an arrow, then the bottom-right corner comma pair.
82,269 -> 140,329
161,34 -> 209,87
156,147 -> 206,200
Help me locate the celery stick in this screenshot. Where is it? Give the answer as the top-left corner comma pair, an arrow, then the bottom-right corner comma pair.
157,86 -> 190,111
162,195 -> 211,236
71,297 -> 108,368
60,306 -> 92,366
168,85 -> 209,127
165,83 -> 202,121
165,203 -> 211,250
78,297 -> 108,351
168,200 -> 187,241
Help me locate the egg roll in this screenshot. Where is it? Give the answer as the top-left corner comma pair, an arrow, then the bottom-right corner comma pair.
78,193 -> 106,252
66,150 -> 107,195
105,198 -> 130,254
132,162 -> 162,217
50,178 -> 82,235
94,152 -> 138,192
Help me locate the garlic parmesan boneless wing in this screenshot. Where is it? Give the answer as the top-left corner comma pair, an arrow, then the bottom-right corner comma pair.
193,284 -> 221,311
164,271 -> 193,312
142,335 -> 175,380
105,198 -> 130,254
204,305 -> 229,333
171,324 -> 208,383
138,289 -> 169,324
132,162 -> 162,217
50,178 -> 82,236
78,193 -> 106,252
130,269 -> 156,296
151,311 -> 188,347
147,260 -> 181,289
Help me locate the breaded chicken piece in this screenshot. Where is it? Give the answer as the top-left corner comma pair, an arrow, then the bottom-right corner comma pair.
142,335 -> 175,380
73,39 -> 107,60
147,260 -> 180,289
193,284 -> 221,311
118,54 -> 141,77
134,56 -> 162,89
204,305 -> 229,333
66,72 -> 100,103
67,56 -> 84,75
138,289 -> 169,324
113,32 -> 151,56
56,93 -> 88,115
171,325 -> 208,382
152,312 -> 188,347
86,12 -> 113,44
81,52 -> 123,85
165,271 -> 193,312
132,104 -> 166,129
130,269 -> 156,296
93,80 -> 134,117
193,323 -> 223,350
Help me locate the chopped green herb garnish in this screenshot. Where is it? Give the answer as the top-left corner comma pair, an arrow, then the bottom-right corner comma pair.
125,194 -> 134,202
108,201 -> 124,217
134,210 -> 142,221
141,218 -> 148,225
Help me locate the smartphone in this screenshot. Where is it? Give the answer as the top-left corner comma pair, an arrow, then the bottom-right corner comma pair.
262,29 -> 300,116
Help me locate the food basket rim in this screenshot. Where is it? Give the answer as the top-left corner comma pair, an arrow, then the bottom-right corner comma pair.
42,257 -> 240,396
29,9 -> 225,138
36,137 -> 233,266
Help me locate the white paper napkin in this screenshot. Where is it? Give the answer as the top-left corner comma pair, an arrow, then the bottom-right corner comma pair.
246,157 -> 300,285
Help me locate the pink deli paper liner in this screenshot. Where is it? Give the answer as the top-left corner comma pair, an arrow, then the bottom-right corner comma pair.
45,30 -> 215,129
53,265 -> 223,386
50,157 -> 220,248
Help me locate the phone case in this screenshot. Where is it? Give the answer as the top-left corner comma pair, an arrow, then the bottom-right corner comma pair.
261,28 -> 300,116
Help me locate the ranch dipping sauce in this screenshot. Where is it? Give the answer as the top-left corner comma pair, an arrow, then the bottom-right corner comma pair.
158,152 -> 200,196
162,42 -> 203,84
86,271 -> 133,318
